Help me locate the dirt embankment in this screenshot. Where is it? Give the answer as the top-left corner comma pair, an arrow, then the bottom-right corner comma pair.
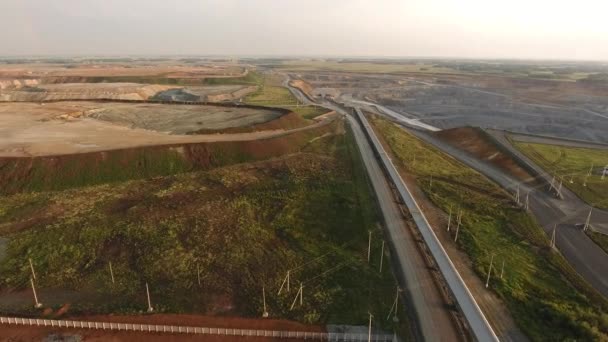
0,119 -> 341,194
0,83 -> 177,102
288,79 -> 314,99
434,127 -> 537,183
189,111 -> 310,134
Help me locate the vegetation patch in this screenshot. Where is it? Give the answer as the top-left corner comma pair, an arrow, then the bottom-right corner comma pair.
244,75 -> 328,120
370,116 -> 608,341
513,142 -> 608,209
0,128 -> 407,333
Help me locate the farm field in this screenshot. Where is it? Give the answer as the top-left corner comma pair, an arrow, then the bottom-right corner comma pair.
513,142 -> 608,209
0,126 -> 407,333
369,116 -> 608,341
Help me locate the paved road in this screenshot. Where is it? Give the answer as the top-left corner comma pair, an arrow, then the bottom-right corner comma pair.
411,129 -> 608,298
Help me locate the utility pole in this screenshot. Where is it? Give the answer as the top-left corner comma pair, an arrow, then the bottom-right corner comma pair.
367,231 -> 372,264
109,262 -> 115,284
197,264 -> 201,286
455,212 -> 462,243
30,278 -> 42,308
557,178 -> 563,197
368,312 -> 373,342
379,241 -> 385,273
146,282 -> 154,313
278,271 -> 291,295
549,175 -> 555,192
551,225 -> 557,249
290,283 -> 303,310
500,260 -> 505,279
262,286 -> 269,318
525,192 -> 530,211
387,287 -> 400,322
485,254 -> 494,288
515,186 -> 520,205
28,258 -> 37,280
588,163 -> 594,177
584,208 -> 593,231
447,207 -> 452,232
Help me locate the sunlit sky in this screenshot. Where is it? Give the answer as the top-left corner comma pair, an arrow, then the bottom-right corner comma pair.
2,0 -> 607,60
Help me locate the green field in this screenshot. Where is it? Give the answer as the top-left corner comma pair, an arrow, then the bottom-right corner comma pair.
244,77 -> 328,120
0,129 -> 408,333
371,117 -> 608,341
513,141 -> 608,209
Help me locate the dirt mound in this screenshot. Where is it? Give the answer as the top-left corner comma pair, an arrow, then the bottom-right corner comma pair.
289,79 -> 314,99
434,126 -> 535,182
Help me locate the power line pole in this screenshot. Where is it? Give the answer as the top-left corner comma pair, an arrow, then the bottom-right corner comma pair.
28,258 -> 37,280
197,264 -> 201,286
146,282 -> 154,313
551,225 -> 557,249
485,254 -> 494,288
109,262 -> 115,284
278,271 -> 291,295
368,312 -> 373,342
549,175 -> 555,192
455,211 -> 462,243
584,208 -> 593,231
30,278 -> 42,308
447,207 -> 452,232
500,260 -> 505,280
525,192 -> 530,211
386,287 -> 401,322
262,286 -> 269,318
515,186 -> 520,205
367,231 -> 372,264
379,241 -> 385,273
290,283 -> 303,310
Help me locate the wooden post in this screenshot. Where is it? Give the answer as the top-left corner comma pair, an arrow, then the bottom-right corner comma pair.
109,262 -> 115,284
28,258 -> 37,280
379,241 -> 385,273
485,255 -> 494,288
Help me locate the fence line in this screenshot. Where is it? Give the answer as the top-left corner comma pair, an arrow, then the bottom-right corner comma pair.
0,316 -> 394,341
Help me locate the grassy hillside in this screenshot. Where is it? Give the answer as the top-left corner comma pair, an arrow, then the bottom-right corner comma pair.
0,128 -> 407,332
0,121 -> 335,195
370,117 -> 608,341
513,141 -> 608,209
244,75 -> 328,120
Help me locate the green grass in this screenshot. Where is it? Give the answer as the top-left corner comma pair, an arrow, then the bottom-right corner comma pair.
513,141 -> 608,209
371,117 -> 608,341
586,230 -> 608,255
0,129 -> 407,333
244,80 -> 328,120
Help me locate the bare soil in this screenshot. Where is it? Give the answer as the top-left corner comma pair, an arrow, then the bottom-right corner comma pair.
0,102 -> 330,157
434,127 -> 535,183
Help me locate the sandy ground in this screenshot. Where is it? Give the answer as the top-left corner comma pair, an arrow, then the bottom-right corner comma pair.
0,83 -> 178,101
0,102 -> 332,157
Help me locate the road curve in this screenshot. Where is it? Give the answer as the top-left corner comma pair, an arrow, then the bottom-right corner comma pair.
354,108 -> 498,342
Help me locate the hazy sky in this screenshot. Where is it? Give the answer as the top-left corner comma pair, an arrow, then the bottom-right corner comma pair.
2,0 -> 607,60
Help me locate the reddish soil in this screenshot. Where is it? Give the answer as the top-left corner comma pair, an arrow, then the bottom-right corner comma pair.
434,127 -> 535,183
0,314 -> 323,341
288,80 -> 314,100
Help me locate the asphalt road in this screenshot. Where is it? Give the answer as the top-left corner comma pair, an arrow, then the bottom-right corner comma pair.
411,129 -> 608,298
